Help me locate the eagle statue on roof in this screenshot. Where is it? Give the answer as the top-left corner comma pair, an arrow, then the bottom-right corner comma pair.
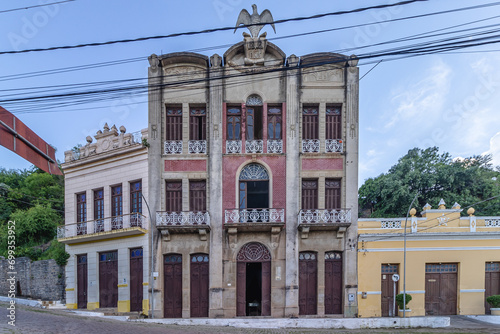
234,4 -> 276,38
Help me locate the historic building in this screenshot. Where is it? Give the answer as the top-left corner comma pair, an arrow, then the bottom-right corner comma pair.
58,125 -> 150,314
147,6 -> 360,318
358,199 -> 500,317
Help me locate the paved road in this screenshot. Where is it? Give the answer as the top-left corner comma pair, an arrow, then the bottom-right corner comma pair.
1,303 -> 500,334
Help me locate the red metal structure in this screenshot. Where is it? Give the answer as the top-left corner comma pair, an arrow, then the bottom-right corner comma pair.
0,106 -> 61,175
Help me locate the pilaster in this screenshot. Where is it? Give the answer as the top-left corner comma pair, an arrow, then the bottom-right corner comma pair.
285,54 -> 300,317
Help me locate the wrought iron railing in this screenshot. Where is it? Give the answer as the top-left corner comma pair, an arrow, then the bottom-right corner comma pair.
325,139 -> 343,153
156,211 -> 210,226
57,213 -> 146,239
245,140 -> 263,153
164,140 -> 183,154
188,140 -> 207,154
298,209 -> 351,224
225,208 -> 285,223
226,140 -> 242,154
302,139 -> 320,153
267,140 -> 283,154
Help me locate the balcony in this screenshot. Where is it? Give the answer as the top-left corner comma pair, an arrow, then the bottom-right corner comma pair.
226,140 -> 242,154
267,140 -> 283,154
188,140 -> 207,154
325,139 -> 343,153
298,209 -> 351,237
302,139 -> 320,153
164,140 -> 183,154
225,208 -> 285,232
156,211 -> 210,238
58,213 -> 147,244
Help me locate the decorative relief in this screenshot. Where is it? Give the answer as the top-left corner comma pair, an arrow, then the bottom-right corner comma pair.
303,69 -> 344,83
239,163 -> 269,180
163,66 -> 206,82
485,219 -> 500,227
381,220 -> 402,229
237,242 -> 271,262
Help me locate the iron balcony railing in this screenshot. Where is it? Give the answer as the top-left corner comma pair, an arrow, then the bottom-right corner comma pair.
156,211 -> 210,226
57,213 -> 146,239
298,209 -> 351,224
225,208 -> 285,223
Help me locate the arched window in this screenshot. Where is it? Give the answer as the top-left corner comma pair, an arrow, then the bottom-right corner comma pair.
239,164 -> 269,209
246,95 -> 263,141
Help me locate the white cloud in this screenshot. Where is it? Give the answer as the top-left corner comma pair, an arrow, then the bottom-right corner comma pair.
385,60 -> 451,129
483,132 -> 500,168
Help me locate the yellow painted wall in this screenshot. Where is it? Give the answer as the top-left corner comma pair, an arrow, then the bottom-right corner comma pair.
358,209 -> 500,318
117,300 -> 130,313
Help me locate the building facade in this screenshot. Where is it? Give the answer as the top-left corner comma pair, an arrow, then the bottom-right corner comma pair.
358,200 -> 500,317
59,125 -> 150,314
147,19 -> 360,318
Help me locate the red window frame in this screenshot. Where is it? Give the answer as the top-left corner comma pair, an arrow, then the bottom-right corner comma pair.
166,181 -> 182,213
189,180 -> 206,212
267,106 -> 282,140
302,106 -> 319,140
326,104 -> 342,140
301,179 -> 318,210
227,107 -> 241,140
166,107 -> 182,141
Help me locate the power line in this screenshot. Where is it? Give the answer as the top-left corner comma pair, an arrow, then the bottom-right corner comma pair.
0,0 -> 74,14
1,2 -> 498,84
0,0 -> 426,55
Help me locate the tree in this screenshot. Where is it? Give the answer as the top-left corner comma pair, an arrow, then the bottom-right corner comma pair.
359,147 -> 500,217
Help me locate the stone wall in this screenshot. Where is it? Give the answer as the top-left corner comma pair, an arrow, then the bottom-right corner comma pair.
0,257 -> 65,301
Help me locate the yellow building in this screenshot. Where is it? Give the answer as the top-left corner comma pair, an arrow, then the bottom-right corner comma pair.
358,199 -> 500,318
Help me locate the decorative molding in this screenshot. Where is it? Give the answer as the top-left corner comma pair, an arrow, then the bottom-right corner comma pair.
245,140 -> 263,153
325,139 -> 343,153
188,140 -> 207,154
164,140 -> 183,154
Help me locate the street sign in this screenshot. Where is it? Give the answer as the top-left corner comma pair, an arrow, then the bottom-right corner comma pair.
392,274 -> 400,282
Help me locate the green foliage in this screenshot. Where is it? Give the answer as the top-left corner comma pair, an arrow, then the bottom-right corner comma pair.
0,168 -> 64,264
395,293 -> 412,310
9,204 -> 60,247
486,295 -> 500,308
41,240 -> 70,266
359,147 -> 500,217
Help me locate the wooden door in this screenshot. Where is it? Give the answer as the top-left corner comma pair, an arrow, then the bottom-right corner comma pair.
425,263 -> 457,315
77,254 -> 88,309
299,252 -> 317,315
485,262 -> 500,314
190,254 -> 209,317
236,262 -> 246,316
130,248 -> 143,312
164,254 -> 182,318
261,261 -> 271,316
99,251 -> 118,308
381,264 -> 399,317
325,252 -> 343,314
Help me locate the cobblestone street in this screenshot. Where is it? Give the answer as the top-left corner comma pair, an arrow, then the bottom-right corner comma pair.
1,303 -> 500,334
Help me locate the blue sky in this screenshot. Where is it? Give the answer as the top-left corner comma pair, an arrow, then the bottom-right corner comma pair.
1,0 -> 499,187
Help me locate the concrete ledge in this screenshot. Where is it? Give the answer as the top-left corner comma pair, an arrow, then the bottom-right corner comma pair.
133,316 -> 450,329
465,315 -> 500,325
0,296 -> 44,308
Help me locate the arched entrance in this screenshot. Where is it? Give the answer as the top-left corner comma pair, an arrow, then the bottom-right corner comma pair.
236,242 -> 271,316
239,163 -> 269,210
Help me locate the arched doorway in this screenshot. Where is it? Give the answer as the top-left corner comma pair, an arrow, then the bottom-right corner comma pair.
236,242 -> 271,316
239,163 -> 269,210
